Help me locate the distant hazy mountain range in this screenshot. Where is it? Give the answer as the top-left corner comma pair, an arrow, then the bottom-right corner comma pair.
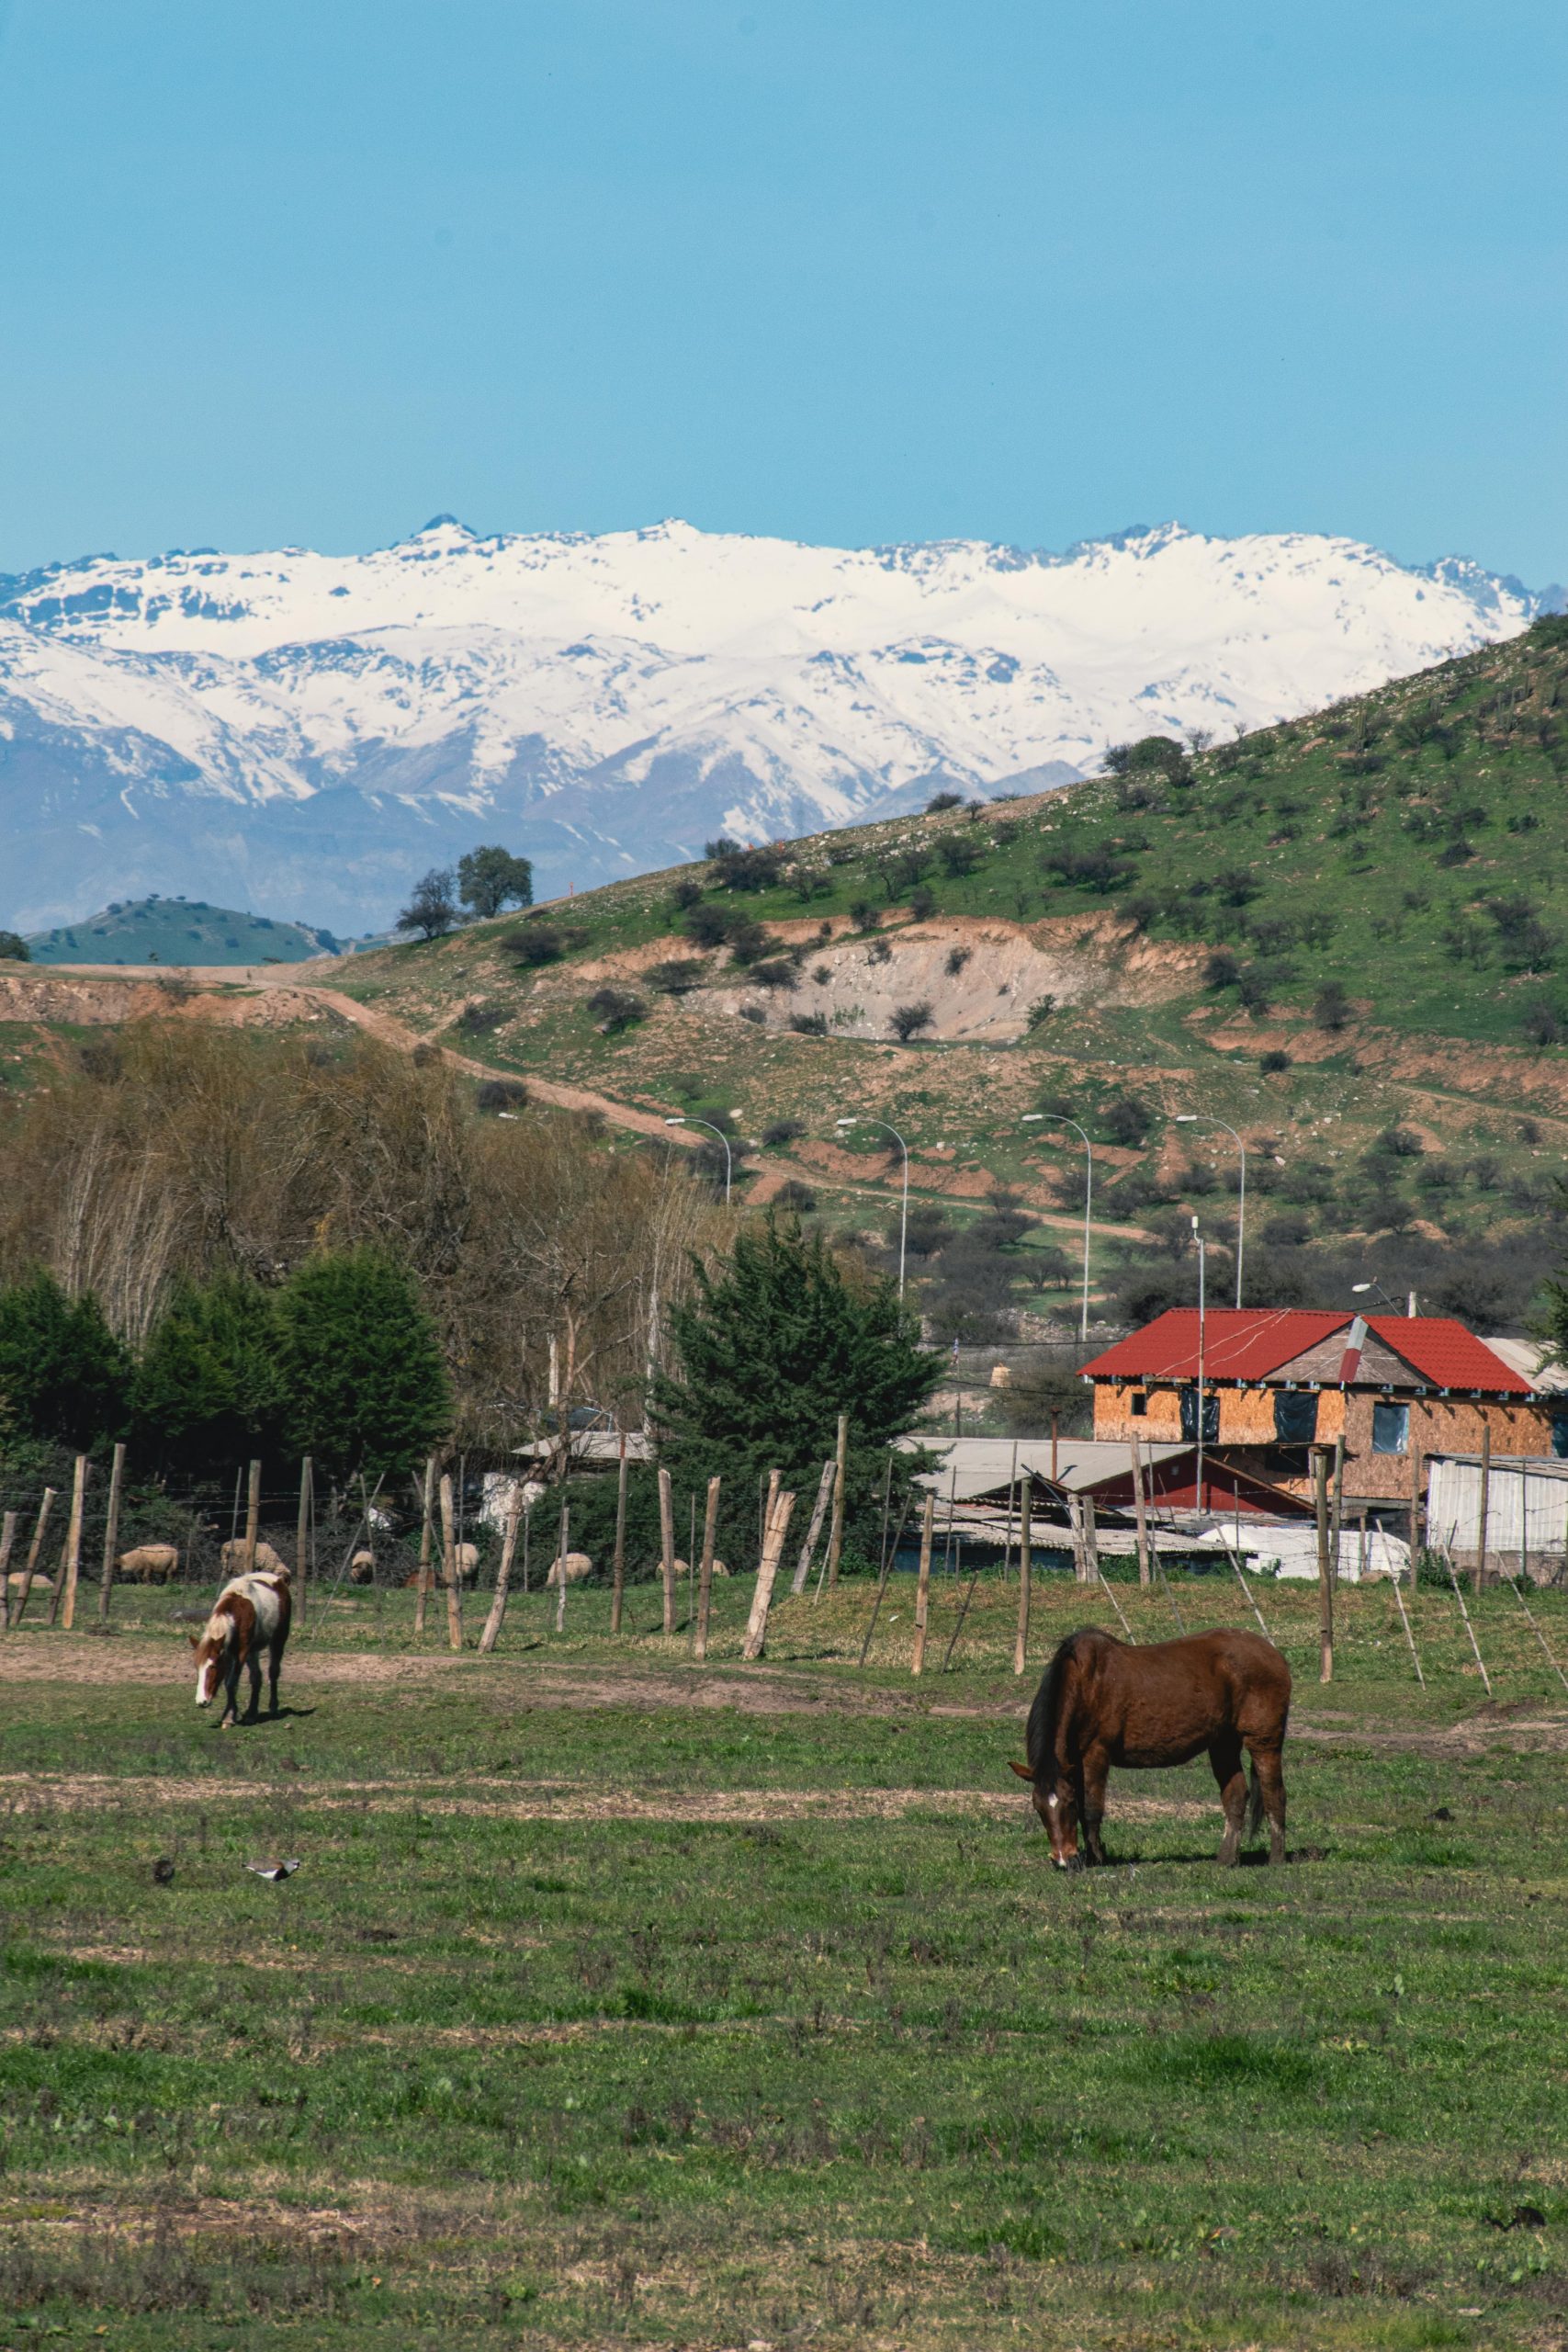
0,515 -> 1556,932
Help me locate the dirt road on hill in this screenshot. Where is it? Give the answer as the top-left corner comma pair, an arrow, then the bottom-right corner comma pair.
27,958 -> 1155,1242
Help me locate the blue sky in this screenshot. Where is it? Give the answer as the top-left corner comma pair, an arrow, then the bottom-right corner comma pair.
0,0 -> 1563,580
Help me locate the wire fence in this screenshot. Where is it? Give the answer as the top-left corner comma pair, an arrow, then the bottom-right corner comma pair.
5,1448 -> 1568,1702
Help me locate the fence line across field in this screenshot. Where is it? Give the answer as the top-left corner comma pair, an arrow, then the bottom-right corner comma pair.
3,1442 -> 1566,1698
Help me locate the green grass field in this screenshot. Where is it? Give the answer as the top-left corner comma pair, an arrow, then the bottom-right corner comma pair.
3,1569 -> 1566,2351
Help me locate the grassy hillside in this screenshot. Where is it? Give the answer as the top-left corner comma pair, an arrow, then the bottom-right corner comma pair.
25,895 -> 339,966
6,622 -> 1568,1358
316,616 -> 1568,1339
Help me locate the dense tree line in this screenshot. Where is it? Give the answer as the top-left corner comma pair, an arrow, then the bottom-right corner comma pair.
0,1023 -> 716,1487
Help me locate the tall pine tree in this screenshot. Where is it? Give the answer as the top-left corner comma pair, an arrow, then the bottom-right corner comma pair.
131,1272 -> 288,1479
650,1216 -> 940,1573
0,1272 -> 130,1453
275,1249 -> 452,1483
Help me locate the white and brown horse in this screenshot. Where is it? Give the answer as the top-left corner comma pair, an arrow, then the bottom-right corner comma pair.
190,1571 -> 292,1727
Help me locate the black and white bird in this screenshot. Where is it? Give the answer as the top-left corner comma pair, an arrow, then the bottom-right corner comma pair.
245,1859 -> 300,1882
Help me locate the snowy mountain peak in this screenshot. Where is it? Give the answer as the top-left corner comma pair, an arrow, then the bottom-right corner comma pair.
0,516 -> 1551,934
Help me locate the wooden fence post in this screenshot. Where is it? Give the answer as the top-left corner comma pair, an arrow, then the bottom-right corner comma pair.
8,1489 -> 57,1629
1014,1476 -> 1032,1676
694,1476 -> 721,1662
413,1456 -> 436,1637
54,1456 -> 88,1630
295,1454 -> 313,1623
241,1458 -> 262,1577
439,1473 -> 462,1650
658,1466 -> 676,1634
555,1499 -> 570,1634
96,1442 -> 126,1625
478,1497 -> 523,1654
792,1456 -> 838,1596
1131,1435 -> 1151,1589
824,1414 -> 848,1590
1475,1421 -> 1491,1596
611,1431 -> 628,1634
1082,1495 -> 1100,1591
1331,1435 -> 1346,1584
741,1487 -> 795,1661
911,1492 -> 935,1676
1315,1449 -> 1333,1683
0,1512 -> 15,1631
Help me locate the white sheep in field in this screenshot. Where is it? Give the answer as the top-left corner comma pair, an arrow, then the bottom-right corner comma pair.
544,1550 -> 593,1589
219,1537 -> 290,1579
115,1542 -> 180,1583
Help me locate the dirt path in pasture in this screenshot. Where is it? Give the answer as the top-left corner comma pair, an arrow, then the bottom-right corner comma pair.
6,1631 -> 1567,1756
0,1770 -> 1221,1826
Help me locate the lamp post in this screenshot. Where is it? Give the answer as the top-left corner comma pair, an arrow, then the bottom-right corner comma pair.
1192,1214 -> 1207,1516
665,1114 -> 732,1204
1174,1114 -> 1247,1308
836,1116 -> 909,1295
1021,1113 -> 1093,1342
1353,1278 -> 1417,1317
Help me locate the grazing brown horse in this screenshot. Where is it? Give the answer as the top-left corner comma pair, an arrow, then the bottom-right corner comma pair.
1010,1627 -> 1291,1868
190,1570 -> 292,1728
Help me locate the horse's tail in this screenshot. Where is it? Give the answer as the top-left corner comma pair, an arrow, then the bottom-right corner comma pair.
1245,1758 -> 1265,1841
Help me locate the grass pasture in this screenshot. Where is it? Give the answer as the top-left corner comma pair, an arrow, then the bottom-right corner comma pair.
2,1570 -> 1567,2351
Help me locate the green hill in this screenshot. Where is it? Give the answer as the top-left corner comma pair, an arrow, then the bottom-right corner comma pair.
9,623 -> 1568,1353
323,614 -> 1568,1338
26,896 -> 339,967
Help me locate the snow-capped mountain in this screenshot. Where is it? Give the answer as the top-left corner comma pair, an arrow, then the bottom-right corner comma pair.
0,517 -> 1554,933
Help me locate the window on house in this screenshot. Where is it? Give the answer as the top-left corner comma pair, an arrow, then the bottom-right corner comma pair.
1551,1410 -> 1568,1461
1179,1387 -> 1220,1444
1129,1389 -> 1148,1418
1273,1390 -> 1319,1445
1371,1402 -> 1410,1454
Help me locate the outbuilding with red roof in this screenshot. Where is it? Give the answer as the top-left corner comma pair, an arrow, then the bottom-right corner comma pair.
1078,1307 -> 1554,1514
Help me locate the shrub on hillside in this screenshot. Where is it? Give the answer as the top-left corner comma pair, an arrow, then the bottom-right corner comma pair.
646,958 -> 705,996
477,1078 -> 528,1113
586,988 -> 647,1035
502,922 -> 588,967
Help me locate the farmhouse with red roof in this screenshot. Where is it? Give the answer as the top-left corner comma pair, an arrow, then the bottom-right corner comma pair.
1078,1308 -> 1558,1512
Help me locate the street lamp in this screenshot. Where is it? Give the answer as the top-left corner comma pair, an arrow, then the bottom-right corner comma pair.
1192,1213 -> 1208,1514
665,1114 -> 732,1204
1021,1113 -> 1093,1342
1174,1114 -> 1247,1308
1353,1279 -> 1417,1317
836,1116 -> 909,1295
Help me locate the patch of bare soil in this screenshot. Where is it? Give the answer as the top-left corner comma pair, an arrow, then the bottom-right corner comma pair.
706,915 -> 1193,1046
8,1632 -> 1565,1752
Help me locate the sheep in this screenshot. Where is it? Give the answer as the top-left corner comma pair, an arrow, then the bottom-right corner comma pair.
115,1542 -> 180,1583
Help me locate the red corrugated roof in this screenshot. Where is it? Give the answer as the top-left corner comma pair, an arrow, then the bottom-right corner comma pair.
1080,1307 -> 1531,1392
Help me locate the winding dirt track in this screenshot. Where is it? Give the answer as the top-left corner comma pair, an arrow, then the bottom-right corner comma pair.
33,958 -> 1156,1237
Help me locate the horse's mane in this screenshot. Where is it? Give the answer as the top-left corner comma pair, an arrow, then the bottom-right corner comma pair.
1025,1635 -> 1075,1778
1026,1628 -> 1122,1778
